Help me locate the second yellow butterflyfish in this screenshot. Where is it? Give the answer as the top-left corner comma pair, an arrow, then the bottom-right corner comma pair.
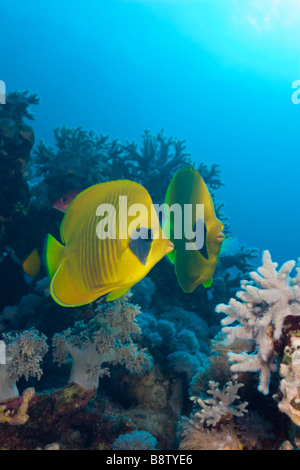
163,167 -> 225,293
45,180 -> 173,307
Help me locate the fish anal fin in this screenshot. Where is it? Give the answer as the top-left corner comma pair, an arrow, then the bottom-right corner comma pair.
106,288 -> 129,302
203,278 -> 213,288
167,249 -> 176,264
50,261 -> 94,307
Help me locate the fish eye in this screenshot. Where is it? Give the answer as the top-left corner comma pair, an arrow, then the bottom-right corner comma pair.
193,219 -> 208,259
62,197 -> 68,203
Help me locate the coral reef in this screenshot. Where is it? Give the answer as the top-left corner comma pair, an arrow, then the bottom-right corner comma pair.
0,388 -> 35,425
0,91 -> 38,256
189,375 -> 248,427
178,376 -> 247,450
178,376 -> 276,450
31,127 -> 193,206
0,328 -> 48,401
111,430 -> 157,450
275,335 -> 300,426
6,89 -> 293,450
52,297 -> 152,390
216,250 -> 300,396
0,383 -> 135,449
138,306 -> 210,380
179,421 -> 243,450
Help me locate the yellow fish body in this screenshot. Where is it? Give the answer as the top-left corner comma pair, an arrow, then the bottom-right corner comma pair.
45,180 -> 173,306
163,167 -> 224,292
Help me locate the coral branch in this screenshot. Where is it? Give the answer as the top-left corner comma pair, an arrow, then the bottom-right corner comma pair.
216,250 -> 300,395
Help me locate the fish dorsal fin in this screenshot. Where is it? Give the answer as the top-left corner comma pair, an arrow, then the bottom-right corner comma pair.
60,180 -> 146,244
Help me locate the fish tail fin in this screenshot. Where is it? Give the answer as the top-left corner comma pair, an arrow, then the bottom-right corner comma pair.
44,234 -> 64,279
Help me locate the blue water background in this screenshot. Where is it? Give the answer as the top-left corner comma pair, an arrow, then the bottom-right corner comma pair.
1,0 -> 300,266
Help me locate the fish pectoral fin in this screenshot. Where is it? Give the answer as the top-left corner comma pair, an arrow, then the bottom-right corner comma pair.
166,248 -> 176,265
203,278 -> 213,288
162,216 -> 175,265
106,287 -> 130,302
50,261 -> 94,307
219,236 -> 239,257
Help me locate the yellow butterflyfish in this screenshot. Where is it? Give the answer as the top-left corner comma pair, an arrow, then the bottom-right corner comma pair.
163,167 -> 225,292
45,180 -> 173,307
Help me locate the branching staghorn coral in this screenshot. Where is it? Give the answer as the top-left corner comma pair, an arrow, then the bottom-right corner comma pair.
0,328 -> 48,402
30,124 -> 227,214
197,162 -> 224,191
216,250 -> 300,395
31,127 -> 194,206
32,126 -> 120,200
178,376 -> 247,450
52,297 -> 152,391
120,129 -> 192,201
190,375 -> 248,427
219,244 -> 258,274
0,90 -> 39,122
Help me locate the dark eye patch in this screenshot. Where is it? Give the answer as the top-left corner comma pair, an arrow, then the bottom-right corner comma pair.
129,227 -> 153,265
193,219 -> 208,259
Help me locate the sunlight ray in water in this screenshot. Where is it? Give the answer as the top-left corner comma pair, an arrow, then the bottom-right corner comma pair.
231,0 -> 300,33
